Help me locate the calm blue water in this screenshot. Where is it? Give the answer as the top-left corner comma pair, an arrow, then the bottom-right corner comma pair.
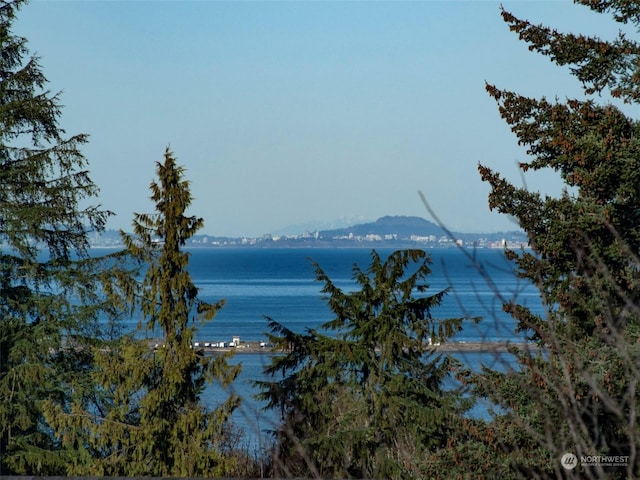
183,247 -> 539,446
98,246 -> 541,447
183,247 -> 538,345
106,246 -> 539,343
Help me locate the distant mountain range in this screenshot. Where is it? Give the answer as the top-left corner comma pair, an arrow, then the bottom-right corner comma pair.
319,215 -> 448,238
317,215 -> 525,245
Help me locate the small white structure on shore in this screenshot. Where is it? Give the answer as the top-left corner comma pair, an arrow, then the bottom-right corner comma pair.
231,336 -> 241,347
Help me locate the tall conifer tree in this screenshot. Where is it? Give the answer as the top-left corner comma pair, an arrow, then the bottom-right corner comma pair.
48,148 -> 242,476
0,0 -> 111,474
467,2 -> 640,478
258,249 -> 470,478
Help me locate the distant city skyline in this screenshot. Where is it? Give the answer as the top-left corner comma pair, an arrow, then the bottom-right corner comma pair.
88,214 -> 528,251
15,1 -> 620,237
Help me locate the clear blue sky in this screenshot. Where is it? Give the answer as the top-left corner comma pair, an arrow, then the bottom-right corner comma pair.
15,1 -> 618,237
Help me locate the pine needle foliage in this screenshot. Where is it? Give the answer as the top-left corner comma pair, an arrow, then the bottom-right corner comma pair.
468,2 -> 640,478
258,249 -> 470,479
0,0 -> 112,474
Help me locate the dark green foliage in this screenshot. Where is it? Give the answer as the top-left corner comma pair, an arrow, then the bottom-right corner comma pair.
0,0 -> 112,474
258,249 -> 470,478
473,2 -> 640,478
46,148 -> 242,477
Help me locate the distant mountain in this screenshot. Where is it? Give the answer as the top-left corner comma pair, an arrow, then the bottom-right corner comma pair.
319,216 -> 446,239
274,215 -> 371,236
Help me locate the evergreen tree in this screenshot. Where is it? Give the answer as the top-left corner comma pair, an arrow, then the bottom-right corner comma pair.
0,0 -> 112,474
258,249 -> 470,479
47,148 -> 242,476
469,2 -> 640,478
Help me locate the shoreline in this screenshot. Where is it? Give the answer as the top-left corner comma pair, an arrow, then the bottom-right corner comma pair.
165,340 -> 534,355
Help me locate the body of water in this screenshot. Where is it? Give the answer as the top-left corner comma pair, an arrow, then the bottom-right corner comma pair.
98,246 -> 541,448
182,247 -> 538,447
184,247 -> 538,344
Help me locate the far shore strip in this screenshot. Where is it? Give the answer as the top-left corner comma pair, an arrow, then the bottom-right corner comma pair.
150,340 -> 536,354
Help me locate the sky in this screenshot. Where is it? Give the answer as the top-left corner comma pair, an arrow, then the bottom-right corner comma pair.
13,0 -> 624,237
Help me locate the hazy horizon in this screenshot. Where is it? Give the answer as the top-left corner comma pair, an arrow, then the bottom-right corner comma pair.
96,213 -> 523,239
15,1 -> 616,237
